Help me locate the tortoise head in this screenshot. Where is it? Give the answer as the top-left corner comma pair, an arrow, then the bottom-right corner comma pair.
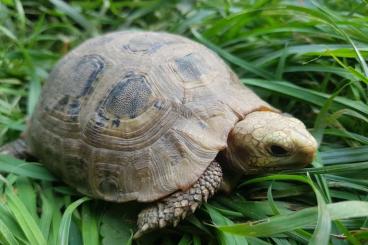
225,111 -> 317,174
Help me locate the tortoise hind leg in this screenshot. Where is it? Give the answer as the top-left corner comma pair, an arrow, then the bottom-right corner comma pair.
134,161 -> 223,239
0,138 -> 29,159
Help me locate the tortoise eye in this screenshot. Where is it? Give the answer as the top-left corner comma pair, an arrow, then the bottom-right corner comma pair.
268,144 -> 290,157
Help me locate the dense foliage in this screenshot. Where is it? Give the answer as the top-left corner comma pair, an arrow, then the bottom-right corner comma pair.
0,0 -> 368,244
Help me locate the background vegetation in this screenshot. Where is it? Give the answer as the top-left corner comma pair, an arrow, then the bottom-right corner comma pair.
0,0 -> 368,244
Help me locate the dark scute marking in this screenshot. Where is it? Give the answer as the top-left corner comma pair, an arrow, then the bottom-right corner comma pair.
73,54 -> 105,97
124,37 -> 165,54
104,72 -> 152,119
51,95 -> 80,121
67,99 -> 80,116
93,109 -> 110,128
154,100 -> 164,110
98,109 -> 110,121
96,163 -> 121,196
57,95 -> 69,107
112,118 -> 120,127
95,121 -> 104,127
175,53 -> 205,81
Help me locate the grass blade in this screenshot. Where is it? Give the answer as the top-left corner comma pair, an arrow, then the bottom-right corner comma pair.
242,79 -> 368,116
219,201 -> 368,237
0,219 -> 19,245
6,187 -> 47,245
57,197 -> 90,245
82,204 -> 99,245
0,155 -> 56,181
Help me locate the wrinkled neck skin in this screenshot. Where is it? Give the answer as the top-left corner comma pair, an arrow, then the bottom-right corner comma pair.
221,143 -> 267,175
221,110 -> 317,176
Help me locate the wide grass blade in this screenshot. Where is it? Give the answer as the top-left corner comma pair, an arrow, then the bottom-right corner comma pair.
82,203 -> 99,245
218,201 -> 368,237
5,187 -> 47,245
0,219 -> 19,245
205,204 -> 248,245
57,197 -> 90,245
242,79 -> 368,116
192,29 -> 274,80
0,155 -> 56,181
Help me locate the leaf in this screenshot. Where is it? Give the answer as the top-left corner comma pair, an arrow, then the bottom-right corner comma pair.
100,204 -> 136,245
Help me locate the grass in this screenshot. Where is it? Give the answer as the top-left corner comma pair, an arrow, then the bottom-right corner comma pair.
0,0 -> 368,244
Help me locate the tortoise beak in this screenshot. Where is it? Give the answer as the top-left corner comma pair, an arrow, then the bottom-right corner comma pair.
294,145 -> 317,167
289,136 -> 318,168
271,138 -> 317,170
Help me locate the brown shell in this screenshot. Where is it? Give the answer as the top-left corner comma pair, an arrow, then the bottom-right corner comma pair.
28,31 -> 272,202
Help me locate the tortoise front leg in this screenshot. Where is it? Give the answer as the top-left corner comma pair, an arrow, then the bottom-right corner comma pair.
0,139 -> 29,159
134,161 -> 223,239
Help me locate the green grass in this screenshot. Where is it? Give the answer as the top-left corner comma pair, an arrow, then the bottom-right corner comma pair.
1,0 -> 368,244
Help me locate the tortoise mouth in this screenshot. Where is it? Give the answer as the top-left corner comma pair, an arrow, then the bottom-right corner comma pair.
241,156 -> 314,175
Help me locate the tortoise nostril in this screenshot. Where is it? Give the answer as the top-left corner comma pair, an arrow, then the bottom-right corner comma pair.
269,144 -> 290,157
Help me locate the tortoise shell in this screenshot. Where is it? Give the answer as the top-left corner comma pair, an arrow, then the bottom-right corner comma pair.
28,31 -> 271,202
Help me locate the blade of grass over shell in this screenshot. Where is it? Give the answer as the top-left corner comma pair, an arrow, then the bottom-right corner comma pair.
57,197 -> 90,245
0,155 -> 56,181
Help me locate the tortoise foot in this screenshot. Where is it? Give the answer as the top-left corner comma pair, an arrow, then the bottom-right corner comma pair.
134,161 -> 222,239
0,139 -> 29,159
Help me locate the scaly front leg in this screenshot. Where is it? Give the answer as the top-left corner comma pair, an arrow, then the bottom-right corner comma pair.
134,161 -> 223,239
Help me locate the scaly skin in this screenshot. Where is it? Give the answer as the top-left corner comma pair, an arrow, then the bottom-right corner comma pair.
134,161 -> 222,239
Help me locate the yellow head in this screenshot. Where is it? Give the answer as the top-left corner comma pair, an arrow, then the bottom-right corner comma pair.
225,111 -> 317,174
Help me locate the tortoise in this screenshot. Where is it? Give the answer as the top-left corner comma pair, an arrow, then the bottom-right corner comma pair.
0,31 -> 317,238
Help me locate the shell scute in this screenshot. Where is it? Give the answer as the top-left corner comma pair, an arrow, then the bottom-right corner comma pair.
104,72 -> 153,119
